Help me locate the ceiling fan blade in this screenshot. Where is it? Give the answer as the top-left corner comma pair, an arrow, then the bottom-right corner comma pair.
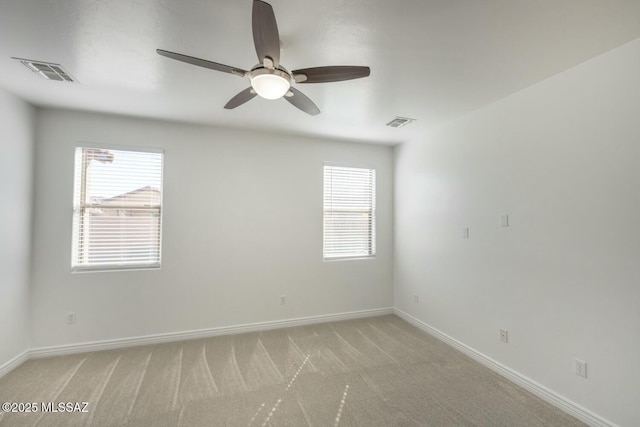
252,0 -> 280,67
284,87 -> 320,116
224,87 -> 257,109
292,66 -> 370,83
157,49 -> 247,77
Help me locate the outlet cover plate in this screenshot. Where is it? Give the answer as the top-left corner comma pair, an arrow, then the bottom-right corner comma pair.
575,359 -> 587,378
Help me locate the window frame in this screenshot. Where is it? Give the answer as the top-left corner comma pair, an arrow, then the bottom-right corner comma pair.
70,144 -> 164,273
322,162 -> 377,262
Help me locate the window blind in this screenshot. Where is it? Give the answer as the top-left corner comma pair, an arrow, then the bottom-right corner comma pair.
71,147 -> 163,270
323,165 -> 376,260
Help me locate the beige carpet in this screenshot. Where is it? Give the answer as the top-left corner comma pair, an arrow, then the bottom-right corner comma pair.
0,315 -> 584,426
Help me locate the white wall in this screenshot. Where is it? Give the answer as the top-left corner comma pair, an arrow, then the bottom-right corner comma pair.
31,109 -> 393,348
0,89 -> 34,368
394,38 -> 640,426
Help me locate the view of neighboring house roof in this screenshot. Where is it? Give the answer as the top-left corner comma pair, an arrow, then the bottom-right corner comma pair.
93,186 -> 161,207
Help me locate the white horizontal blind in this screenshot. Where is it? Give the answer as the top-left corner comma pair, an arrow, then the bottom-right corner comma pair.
323,165 -> 376,260
71,147 -> 163,270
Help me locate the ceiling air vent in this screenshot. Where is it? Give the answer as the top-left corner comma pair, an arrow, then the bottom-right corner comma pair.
386,116 -> 415,128
13,58 -> 76,82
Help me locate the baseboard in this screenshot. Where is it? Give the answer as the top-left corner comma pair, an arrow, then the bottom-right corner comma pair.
29,307 -> 394,359
394,308 -> 616,427
0,350 -> 29,379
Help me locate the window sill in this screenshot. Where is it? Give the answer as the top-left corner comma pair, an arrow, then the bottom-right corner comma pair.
71,264 -> 161,274
323,256 -> 376,262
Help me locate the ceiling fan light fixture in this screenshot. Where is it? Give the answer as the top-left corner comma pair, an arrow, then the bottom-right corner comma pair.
156,0 -> 370,114
250,68 -> 290,99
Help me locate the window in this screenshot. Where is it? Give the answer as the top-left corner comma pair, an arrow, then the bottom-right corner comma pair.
323,165 -> 376,260
71,147 -> 163,270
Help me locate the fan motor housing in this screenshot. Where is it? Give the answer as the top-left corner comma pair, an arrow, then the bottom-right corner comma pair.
249,65 -> 291,81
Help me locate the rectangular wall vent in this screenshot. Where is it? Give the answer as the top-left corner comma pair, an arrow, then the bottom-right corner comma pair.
13,57 -> 76,82
385,116 -> 415,128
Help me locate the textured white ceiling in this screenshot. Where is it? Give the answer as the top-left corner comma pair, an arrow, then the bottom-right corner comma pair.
1,0 -> 639,144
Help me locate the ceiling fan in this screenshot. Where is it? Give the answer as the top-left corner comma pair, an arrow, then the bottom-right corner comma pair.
157,0 -> 370,116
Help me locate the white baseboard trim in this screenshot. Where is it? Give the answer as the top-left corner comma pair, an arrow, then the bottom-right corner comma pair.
394,308 -> 616,427
28,307 -> 394,359
0,350 -> 29,379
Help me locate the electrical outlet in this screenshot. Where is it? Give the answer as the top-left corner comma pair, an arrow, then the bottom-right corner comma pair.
67,312 -> 76,324
501,214 -> 510,227
280,295 -> 286,305
462,227 -> 470,238
500,329 -> 509,343
575,359 -> 587,378
413,295 -> 419,303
